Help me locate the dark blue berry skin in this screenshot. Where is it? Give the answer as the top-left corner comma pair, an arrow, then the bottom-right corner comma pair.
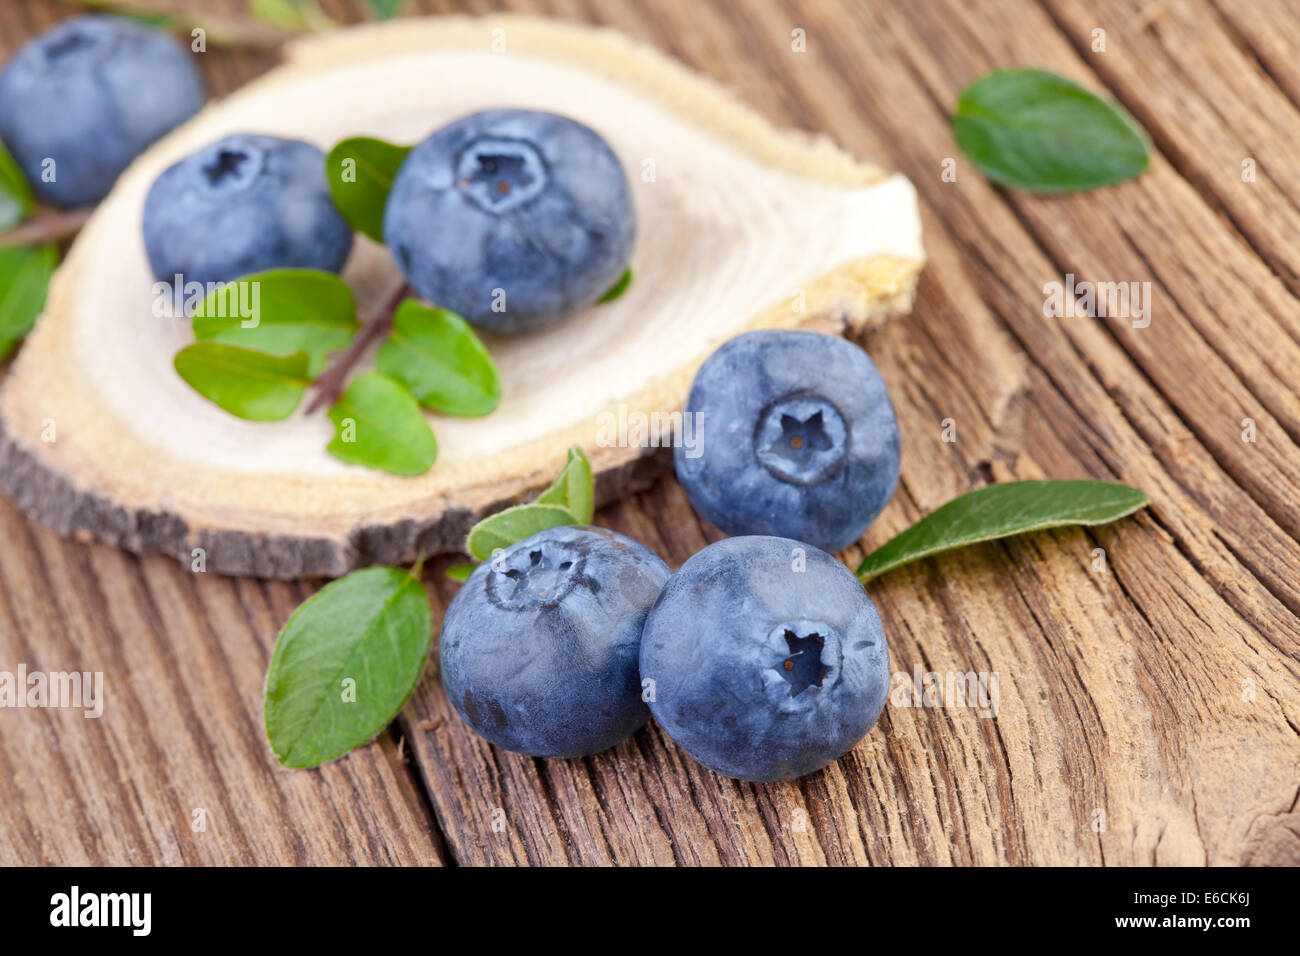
384,109 -> 635,334
143,133 -> 353,289
640,535 -> 890,782
440,525 -> 669,758
0,16 -> 203,208
674,330 -> 900,553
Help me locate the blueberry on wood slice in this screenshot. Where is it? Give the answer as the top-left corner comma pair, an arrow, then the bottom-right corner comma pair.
144,134 -> 353,290
385,109 -> 635,334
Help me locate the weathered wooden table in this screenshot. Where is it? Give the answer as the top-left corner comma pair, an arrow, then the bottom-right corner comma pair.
2,0 -> 1298,866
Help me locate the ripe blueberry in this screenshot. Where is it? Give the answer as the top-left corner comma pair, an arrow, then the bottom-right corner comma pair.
640,535 -> 891,781
674,329 -> 901,553
143,133 -> 353,289
384,109 -> 635,333
0,16 -> 204,207
440,526 -> 669,758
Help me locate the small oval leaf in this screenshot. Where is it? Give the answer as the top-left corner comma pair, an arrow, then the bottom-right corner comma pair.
0,243 -> 56,361
467,504 -> 579,562
375,300 -> 501,416
0,138 -> 33,232
252,0 -> 334,31
535,445 -> 594,523
366,0 -> 405,19
192,269 -> 357,377
952,69 -> 1149,193
856,480 -> 1149,583
327,372 -> 437,476
174,342 -> 310,421
445,563 -> 476,582
598,266 -> 633,303
264,566 -> 432,769
325,136 -> 412,242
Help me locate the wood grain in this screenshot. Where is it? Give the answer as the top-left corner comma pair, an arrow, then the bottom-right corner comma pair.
1,0 -> 1298,866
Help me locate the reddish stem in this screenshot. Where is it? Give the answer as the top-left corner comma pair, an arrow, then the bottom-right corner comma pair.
305,279 -> 409,414
0,206 -> 93,248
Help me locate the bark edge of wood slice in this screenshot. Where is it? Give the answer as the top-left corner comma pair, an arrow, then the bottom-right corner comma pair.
0,14 -> 925,579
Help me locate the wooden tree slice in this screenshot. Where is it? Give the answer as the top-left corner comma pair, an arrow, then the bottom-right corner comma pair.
0,15 -> 924,579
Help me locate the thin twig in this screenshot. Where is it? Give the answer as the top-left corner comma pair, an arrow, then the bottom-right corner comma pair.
0,207 -> 93,248
305,278 -> 409,414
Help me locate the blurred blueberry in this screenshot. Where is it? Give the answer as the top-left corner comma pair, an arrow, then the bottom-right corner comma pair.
0,16 -> 204,207
384,109 -> 635,333
640,535 -> 890,782
143,133 -> 353,289
440,525 -> 669,758
675,329 -> 900,553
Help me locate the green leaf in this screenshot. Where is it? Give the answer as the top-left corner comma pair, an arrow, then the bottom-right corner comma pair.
856,480 -> 1150,583
191,269 -> 357,377
461,446 -> 593,560
0,138 -> 33,231
366,0 -> 405,18
251,0 -> 305,28
174,343 -> 311,421
375,300 -> 501,416
264,566 -> 432,769
251,0 -> 335,31
327,372 -> 437,476
466,504 -> 579,562
445,563 -> 476,582
0,244 -> 56,361
535,445 -> 594,523
325,137 -> 411,242
598,266 -> 633,303
68,0 -> 178,25
951,69 -> 1149,193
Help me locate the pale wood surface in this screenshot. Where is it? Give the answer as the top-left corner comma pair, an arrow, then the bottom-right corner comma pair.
1,0 -> 1298,866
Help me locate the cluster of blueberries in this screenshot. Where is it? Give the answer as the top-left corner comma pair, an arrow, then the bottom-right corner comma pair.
2,16 -> 903,782
443,327 -> 902,782
143,105 -> 636,332
0,16 -> 636,332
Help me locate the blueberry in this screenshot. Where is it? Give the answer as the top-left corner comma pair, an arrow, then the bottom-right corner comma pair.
640,535 -> 890,781
384,109 -> 635,333
440,525 -> 669,758
674,329 -> 900,553
0,16 -> 204,207
143,133 -> 353,289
